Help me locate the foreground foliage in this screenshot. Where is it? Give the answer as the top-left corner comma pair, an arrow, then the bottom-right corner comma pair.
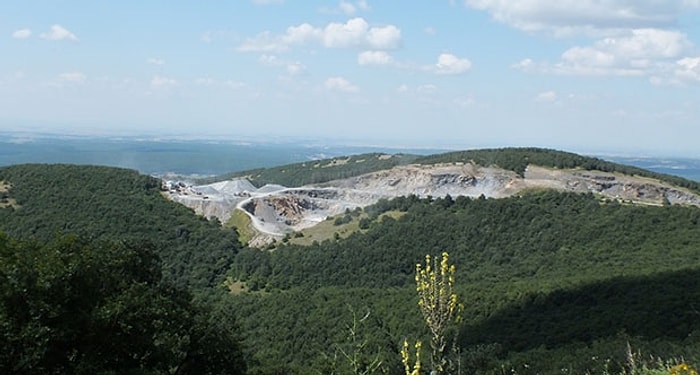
0,233 -> 246,375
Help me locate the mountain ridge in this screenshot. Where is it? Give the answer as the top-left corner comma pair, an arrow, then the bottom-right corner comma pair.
166,148 -> 700,245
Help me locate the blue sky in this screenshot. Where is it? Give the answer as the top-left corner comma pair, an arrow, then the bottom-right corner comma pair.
2,1 -> 700,156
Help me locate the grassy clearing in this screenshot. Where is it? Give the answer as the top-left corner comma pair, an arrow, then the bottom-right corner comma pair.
224,277 -> 248,295
285,210 -> 406,246
226,209 -> 256,246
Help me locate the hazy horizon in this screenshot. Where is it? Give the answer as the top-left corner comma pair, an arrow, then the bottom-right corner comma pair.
3,131 -> 700,183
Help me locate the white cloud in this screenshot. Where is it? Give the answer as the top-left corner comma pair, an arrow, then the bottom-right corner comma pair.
357,0 -> 371,11
358,50 -> 394,65
12,28 -> 32,39
238,17 -> 401,52
147,58 -> 166,66
340,1 -> 357,14
325,76 -> 359,93
516,29 -> 692,77
433,53 -> 472,74
424,27 -> 437,35
674,57 -> 700,83
286,62 -> 306,75
320,1 -> 371,15
653,56 -> 700,85
194,78 -> 246,88
535,90 -> 557,102
40,24 -> 78,41
258,54 -> 307,75
150,75 -> 177,89
465,0 -> 700,35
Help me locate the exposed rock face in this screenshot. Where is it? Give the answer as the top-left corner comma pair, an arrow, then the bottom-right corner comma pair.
165,163 -> 700,240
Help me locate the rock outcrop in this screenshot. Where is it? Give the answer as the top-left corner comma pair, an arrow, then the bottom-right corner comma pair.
165,162 -> 700,241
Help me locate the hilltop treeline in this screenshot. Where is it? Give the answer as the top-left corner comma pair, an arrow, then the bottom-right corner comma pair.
200,153 -> 419,187
415,147 -> 700,192
208,147 -> 700,194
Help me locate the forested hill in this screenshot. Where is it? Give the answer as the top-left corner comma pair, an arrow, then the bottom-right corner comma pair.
0,164 -> 241,289
205,147 -> 700,193
414,148 -> 700,192
198,152 -> 420,187
2,151 -> 700,374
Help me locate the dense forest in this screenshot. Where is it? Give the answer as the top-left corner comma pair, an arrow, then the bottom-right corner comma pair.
0,164 -> 241,289
2,149 -> 700,374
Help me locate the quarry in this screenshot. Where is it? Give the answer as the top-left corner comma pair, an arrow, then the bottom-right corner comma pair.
165,161 -> 700,245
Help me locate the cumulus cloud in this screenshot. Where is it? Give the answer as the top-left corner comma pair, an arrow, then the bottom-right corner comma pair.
12,28 -> 32,39
465,0 -> 700,35
325,76 -> 359,92
357,50 -> 394,65
150,75 -> 177,89
516,29 -> 692,77
237,17 -> 401,52
674,57 -> 700,82
433,53 -> 472,74
40,24 -> 78,41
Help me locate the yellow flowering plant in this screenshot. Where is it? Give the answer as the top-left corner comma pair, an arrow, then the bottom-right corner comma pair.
414,252 -> 463,375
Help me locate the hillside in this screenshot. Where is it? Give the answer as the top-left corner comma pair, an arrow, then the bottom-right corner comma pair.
2,150 -> 700,374
167,148 -> 700,246
0,164 -> 241,289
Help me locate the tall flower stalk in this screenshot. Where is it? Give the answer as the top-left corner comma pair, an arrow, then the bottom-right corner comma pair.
415,252 -> 462,374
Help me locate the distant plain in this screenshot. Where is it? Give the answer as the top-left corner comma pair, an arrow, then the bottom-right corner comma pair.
2,135 -> 699,182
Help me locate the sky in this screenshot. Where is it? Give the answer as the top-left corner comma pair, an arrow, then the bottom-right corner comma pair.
2,1 -> 700,156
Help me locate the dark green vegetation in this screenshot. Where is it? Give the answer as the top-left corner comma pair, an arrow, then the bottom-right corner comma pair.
0,164 -> 241,289
2,148 -> 700,374
0,234 -> 246,374
231,191 -> 700,374
202,153 -> 419,187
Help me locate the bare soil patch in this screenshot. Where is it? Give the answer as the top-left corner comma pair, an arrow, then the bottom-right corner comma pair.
0,181 -> 18,209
